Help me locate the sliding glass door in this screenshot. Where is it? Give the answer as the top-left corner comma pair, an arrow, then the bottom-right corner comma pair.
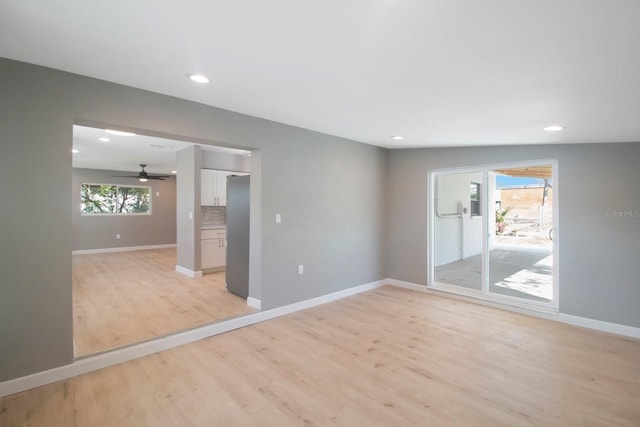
433,171 -> 484,293
429,161 -> 558,311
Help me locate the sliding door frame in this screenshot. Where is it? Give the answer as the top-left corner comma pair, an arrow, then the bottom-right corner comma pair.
427,159 -> 559,313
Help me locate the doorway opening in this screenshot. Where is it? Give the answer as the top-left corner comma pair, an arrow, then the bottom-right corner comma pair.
72,124 -> 259,357
428,161 -> 558,311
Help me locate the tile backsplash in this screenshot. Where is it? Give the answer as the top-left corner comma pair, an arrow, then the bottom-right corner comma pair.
201,206 -> 226,226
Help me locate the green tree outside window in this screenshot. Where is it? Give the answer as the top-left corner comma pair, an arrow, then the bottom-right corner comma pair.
81,183 -> 151,214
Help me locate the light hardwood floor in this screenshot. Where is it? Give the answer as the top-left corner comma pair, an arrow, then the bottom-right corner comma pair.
73,248 -> 255,356
2,286 -> 639,426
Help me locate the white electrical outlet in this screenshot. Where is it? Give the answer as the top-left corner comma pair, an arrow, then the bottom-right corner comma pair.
275,213 -> 281,224
116,234 -> 120,239
298,265 -> 304,275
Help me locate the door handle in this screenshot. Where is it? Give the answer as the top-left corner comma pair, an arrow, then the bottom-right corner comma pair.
548,228 -> 554,242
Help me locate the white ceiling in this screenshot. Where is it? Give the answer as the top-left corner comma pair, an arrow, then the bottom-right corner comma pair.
2,0 -> 640,148
72,125 -> 248,174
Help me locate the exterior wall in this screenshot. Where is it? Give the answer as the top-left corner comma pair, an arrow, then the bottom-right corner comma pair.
500,186 -> 554,209
499,186 -> 554,233
434,172 -> 483,266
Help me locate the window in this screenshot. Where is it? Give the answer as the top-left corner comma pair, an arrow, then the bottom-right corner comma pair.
470,182 -> 481,216
81,183 -> 151,214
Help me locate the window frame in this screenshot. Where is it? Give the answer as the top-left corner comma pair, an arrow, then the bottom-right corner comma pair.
470,181 -> 481,216
81,182 -> 152,216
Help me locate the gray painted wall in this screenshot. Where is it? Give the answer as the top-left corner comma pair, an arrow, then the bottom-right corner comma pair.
202,150 -> 250,172
72,168 -> 177,250
0,58 -> 387,381
260,134 -> 388,309
176,145 -> 202,272
387,143 -> 640,328
3,56 -> 637,385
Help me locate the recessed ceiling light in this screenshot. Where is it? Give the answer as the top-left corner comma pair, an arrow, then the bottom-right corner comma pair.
188,74 -> 210,84
171,170 -> 177,174
98,137 -> 110,142
391,135 -> 404,140
105,129 -> 136,136
71,149 -> 79,153
543,125 -> 564,132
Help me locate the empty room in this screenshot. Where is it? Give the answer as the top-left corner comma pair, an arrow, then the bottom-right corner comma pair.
71,126 -> 256,357
1,1 -> 639,425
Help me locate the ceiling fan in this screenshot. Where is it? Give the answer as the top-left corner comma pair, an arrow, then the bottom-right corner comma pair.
114,164 -> 171,182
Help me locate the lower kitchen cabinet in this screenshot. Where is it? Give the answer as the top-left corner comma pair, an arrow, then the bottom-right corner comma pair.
201,228 -> 226,269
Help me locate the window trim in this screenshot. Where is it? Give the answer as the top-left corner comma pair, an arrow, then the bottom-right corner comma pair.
80,182 -> 152,216
470,181 -> 481,216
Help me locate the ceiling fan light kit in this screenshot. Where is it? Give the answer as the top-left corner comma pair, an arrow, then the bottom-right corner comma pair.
113,164 -> 171,181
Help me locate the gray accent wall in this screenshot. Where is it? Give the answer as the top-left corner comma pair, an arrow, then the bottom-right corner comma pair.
176,145 -> 202,272
202,150 -> 250,172
0,58 -> 388,382
260,133 -> 388,309
387,143 -> 640,328
2,56 -> 637,385
72,168 -> 177,250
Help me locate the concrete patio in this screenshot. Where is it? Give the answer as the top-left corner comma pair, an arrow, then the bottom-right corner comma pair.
435,245 -> 553,302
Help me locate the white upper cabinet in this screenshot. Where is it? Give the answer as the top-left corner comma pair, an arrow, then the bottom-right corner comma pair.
214,171 -> 231,206
201,169 -> 216,206
201,169 -> 231,206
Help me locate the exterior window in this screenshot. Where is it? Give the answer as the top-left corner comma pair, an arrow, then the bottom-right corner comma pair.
470,182 -> 481,216
81,183 -> 151,214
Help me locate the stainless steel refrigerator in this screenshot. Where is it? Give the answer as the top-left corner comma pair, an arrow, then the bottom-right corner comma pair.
225,174 -> 250,298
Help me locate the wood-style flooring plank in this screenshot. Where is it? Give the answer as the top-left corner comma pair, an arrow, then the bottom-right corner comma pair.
2,286 -> 639,426
72,248 -> 255,356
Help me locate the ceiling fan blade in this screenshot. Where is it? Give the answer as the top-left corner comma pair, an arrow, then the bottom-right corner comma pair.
113,165 -> 171,180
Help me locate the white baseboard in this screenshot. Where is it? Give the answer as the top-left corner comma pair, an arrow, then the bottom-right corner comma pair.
175,265 -> 203,278
386,278 -> 428,292
5,276 -> 635,398
258,280 -> 386,317
0,279 -> 385,398
557,313 -> 640,339
0,313 -> 266,398
247,297 -> 261,310
73,244 -> 176,255
386,278 -> 640,339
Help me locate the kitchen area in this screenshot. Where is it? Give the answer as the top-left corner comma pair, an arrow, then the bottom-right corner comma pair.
200,169 -> 250,299
175,145 -> 252,303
